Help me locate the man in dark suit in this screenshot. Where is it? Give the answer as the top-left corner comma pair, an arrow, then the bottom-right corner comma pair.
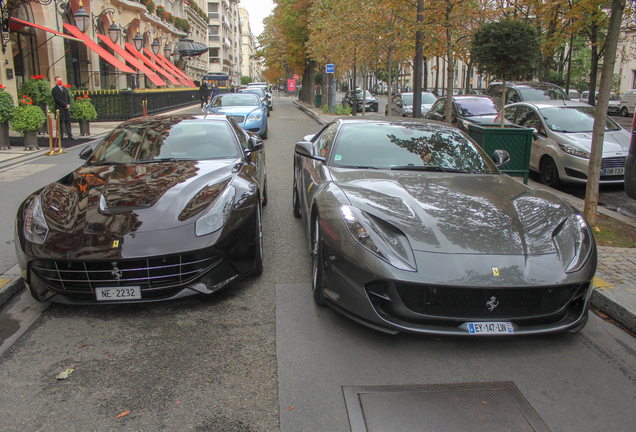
51,76 -> 75,140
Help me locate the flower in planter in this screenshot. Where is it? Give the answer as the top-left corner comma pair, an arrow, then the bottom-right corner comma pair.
9,95 -> 46,134
19,76 -> 54,109
69,93 -> 98,122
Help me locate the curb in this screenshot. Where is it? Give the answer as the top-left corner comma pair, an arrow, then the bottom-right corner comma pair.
292,100 -> 326,125
591,288 -> 636,334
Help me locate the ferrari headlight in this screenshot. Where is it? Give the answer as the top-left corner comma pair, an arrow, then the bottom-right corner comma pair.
558,143 -> 590,159
340,205 -> 416,271
195,186 -> 236,236
24,195 -> 49,244
552,214 -> 594,273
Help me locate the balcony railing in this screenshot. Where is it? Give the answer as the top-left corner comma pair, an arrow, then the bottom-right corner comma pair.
208,13 -> 219,20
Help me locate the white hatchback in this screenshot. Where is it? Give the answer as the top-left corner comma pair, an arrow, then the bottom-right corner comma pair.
504,100 -> 629,187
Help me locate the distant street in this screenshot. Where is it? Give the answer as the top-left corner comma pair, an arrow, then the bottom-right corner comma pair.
1,97 -> 636,432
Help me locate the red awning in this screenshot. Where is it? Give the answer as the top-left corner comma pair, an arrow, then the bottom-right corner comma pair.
143,49 -> 191,87
156,53 -> 196,87
10,17 -> 83,42
63,24 -> 136,74
125,43 -> 181,86
96,34 -> 167,87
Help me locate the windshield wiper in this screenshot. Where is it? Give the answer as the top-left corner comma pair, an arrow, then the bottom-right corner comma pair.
337,165 -> 379,170
391,165 -> 473,173
135,158 -> 179,164
88,161 -> 123,166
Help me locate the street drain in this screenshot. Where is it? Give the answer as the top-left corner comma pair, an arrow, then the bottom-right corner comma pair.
343,382 -> 550,432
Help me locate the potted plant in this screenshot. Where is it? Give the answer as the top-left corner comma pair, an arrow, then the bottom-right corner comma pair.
0,84 -> 15,149
69,93 -> 97,136
18,75 -> 52,134
9,95 -> 46,150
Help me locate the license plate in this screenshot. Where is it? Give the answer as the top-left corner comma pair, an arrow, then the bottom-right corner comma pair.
467,322 -> 514,334
601,167 -> 624,176
95,286 -> 141,301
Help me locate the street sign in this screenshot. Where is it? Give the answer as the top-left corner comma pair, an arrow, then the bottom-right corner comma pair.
326,64 -> 335,74
288,79 -> 296,92
293,74 -> 298,80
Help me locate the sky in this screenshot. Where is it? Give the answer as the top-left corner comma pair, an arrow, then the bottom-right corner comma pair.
239,0 -> 275,37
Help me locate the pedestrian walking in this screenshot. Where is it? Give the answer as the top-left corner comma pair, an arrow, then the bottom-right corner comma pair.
51,76 -> 75,140
210,81 -> 220,102
199,81 -> 209,109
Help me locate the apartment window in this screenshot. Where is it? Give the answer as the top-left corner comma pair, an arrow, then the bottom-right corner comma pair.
209,25 -> 219,35
208,3 -> 218,12
209,48 -> 219,57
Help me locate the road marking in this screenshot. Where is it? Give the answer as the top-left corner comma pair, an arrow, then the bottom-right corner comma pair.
594,276 -> 614,290
0,164 -> 52,182
0,279 -> 10,289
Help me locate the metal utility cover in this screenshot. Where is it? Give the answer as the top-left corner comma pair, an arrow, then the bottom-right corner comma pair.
343,382 -> 550,432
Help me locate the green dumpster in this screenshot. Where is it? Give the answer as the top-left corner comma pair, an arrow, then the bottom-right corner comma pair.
315,94 -> 322,108
467,123 -> 533,184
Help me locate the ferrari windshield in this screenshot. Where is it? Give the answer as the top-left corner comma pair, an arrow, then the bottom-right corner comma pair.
331,123 -> 499,173
211,94 -> 261,107
89,119 -> 241,164
540,106 -> 622,132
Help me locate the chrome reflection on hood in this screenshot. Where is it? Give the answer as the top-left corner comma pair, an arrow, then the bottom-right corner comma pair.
331,169 -> 570,256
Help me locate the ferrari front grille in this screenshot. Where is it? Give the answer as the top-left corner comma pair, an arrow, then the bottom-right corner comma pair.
30,251 -> 221,292
366,282 -> 585,319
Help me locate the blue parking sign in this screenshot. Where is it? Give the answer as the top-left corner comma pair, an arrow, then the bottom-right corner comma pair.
326,64 -> 335,74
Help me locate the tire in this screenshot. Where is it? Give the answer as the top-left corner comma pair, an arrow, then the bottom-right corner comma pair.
267,109 -> 270,117
253,202 -> 264,276
311,216 -> 327,306
292,177 -> 301,218
621,107 -> 629,117
262,177 -> 268,207
540,157 -> 561,188
260,126 -> 268,140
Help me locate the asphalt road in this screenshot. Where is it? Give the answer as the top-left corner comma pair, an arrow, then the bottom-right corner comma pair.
1,98 -> 636,432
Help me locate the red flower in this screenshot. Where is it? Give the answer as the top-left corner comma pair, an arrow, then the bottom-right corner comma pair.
20,95 -> 33,105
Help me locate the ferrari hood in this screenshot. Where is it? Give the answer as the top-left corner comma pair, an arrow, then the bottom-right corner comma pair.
40,160 -> 239,236
331,169 -> 573,256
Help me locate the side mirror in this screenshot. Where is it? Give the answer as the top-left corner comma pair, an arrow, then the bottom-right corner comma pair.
492,149 -> 511,167
295,141 -> 325,162
79,145 -> 93,160
247,135 -> 264,152
302,134 -> 315,142
262,101 -> 268,107
532,131 -> 539,140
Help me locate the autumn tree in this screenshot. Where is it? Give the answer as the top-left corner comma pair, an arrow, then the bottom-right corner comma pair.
471,19 -> 541,126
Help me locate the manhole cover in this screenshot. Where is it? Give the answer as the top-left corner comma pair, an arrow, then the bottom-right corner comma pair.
343,382 -> 550,432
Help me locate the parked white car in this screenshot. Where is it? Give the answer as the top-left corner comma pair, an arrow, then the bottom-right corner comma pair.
579,91 -> 621,114
620,89 -> 636,117
504,100 -> 629,187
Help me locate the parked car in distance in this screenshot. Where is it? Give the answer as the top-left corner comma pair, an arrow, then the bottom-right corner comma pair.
207,92 -> 268,139
424,95 -> 501,133
504,100 -> 629,187
486,81 -> 569,107
292,118 -> 596,335
626,112 -> 636,199
568,89 -> 581,100
342,89 -> 379,112
15,114 -> 267,304
385,92 -> 438,117
620,89 -> 636,117
238,87 -> 271,115
579,91 -> 621,115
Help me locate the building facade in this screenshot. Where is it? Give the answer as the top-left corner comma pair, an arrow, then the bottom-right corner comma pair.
238,7 -> 262,82
0,0 -> 204,102
206,0 -> 242,86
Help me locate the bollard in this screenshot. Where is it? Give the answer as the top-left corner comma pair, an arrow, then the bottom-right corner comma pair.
54,110 -> 66,155
143,99 -> 147,116
44,111 -> 56,156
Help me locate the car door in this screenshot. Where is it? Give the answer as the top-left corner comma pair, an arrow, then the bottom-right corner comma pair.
426,99 -> 446,122
514,105 -> 553,171
393,94 -> 403,116
229,119 -> 264,190
299,123 -> 338,223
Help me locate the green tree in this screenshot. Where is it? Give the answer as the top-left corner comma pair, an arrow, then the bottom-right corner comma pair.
471,19 -> 541,126
241,76 -> 252,85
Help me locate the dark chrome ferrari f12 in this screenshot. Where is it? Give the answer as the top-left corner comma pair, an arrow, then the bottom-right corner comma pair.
292,118 -> 597,335
15,114 -> 266,304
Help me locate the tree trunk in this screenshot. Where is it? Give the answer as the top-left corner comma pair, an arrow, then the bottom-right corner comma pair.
501,75 -> 507,128
565,31 -> 574,93
588,26 -> 599,106
445,0 -> 454,124
362,65 -> 367,116
435,56 -> 439,93
388,48 -> 393,117
413,0 -> 424,118
584,0 -> 626,226
300,59 -> 316,103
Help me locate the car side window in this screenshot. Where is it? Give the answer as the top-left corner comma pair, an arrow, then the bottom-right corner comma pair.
507,90 -> 521,103
503,106 -> 518,122
516,107 -> 545,136
228,118 -> 249,149
314,123 -> 338,159
435,100 -> 447,115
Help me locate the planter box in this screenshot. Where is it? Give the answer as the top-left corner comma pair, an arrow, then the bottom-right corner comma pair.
467,123 -> 533,184
79,121 -> 90,136
23,131 -> 38,150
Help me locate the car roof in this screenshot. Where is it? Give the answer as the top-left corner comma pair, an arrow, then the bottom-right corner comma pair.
120,113 -> 229,126
507,100 -> 590,109
334,117 -> 457,130
489,81 -> 564,90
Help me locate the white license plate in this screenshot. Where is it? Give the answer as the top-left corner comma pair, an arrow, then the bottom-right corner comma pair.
467,322 -> 514,335
601,167 -> 624,176
95,286 -> 141,301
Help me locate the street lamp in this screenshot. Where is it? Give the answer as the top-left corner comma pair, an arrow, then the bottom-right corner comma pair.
74,1 -> 90,34
133,32 -> 144,51
164,43 -> 171,58
108,23 -> 120,44
151,38 -> 161,55
173,47 -> 181,65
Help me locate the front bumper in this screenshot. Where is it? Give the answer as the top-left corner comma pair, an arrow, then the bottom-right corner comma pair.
318,230 -> 596,335
554,152 -> 626,185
